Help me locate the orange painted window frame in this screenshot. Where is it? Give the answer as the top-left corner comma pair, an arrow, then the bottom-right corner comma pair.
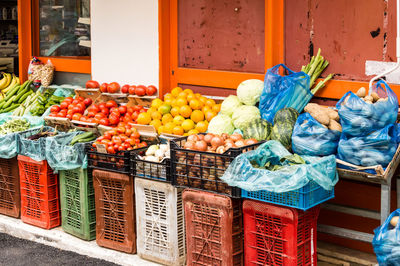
18,0 -> 91,82
159,0 -> 400,100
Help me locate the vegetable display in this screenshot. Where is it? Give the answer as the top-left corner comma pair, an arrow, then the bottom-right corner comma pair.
0,118 -> 30,135
0,80 -> 32,114
69,131 -> 96,145
304,103 -> 341,132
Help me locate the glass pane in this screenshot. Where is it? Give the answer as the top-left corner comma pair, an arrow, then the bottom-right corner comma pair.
39,0 -> 90,57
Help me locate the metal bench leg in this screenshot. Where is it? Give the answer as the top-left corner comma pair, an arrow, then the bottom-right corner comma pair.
381,183 -> 391,224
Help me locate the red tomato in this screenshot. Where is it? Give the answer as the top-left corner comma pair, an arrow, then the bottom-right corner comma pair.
92,143 -> 97,148
66,114 -> 72,119
99,118 -> 110,126
49,113 -> 57,117
127,107 -> 134,113
131,132 -> 140,139
131,112 -> 139,121
86,80 -> 100,89
59,109 -> 67,114
118,106 -> 127,115
108,82 -> 120,93
67,109 -> 74,115
97,136 -> 105,142
117,127 -> 126,134
87,111 -> 96,118
88,104 -> 100,113
73,106 -> 81,114
98,103 -> 107,109
57,112 -> 65,118
72,99 -> 80,105
109,129 -> 118,136
93,118 -> 100,124
123,143 -> 131,150
106,100 -> 118,108
123,116 -> 132,123
50,105 -> 61,113
133,105 -> 143,112
75,96 -> 85,102
135,85 -> 146,96
107,146 -> 115,154
120,135 -> 128,142
125,138 -> 135,145
121,85 -> 129,94
135,138 -> 140,144
125,128 -> 133,136
76,102 -> 85,109
110,111 -> 121,118
72,113 -> 82,121
100,83 -> 108,93
138,142 -> 148,148
87,118 -> 95,123
112,136 -> 122,145
101,108 -> 109,116
60,102 -> 69,109
83,98 -> 93,106
64,97 -> 73,104
67,104 -> 75,110
114,144 -> 119,150
118,145 -> 125,151
128,85 -> 136,95
94,113 -> 105,120
103,131 -> 112,140
146,85 -> 157,96
109,115 -> 119,125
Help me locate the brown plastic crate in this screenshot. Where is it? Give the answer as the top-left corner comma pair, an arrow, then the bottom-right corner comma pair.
182,189 -> 243,266
93,169 -> 136,254
0,157 -> 20,218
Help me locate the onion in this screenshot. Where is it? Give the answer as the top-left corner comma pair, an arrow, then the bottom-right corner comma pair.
194,140 -> 207,151
204,134 -> 214,144
216,146 -> 226,154
221,133 -> 229,140
184,141 -> 195,150
224,139 -> 234,145
225,142 -> 236,149
244,138 -> 258,145
235,140 -> 245,147
230,133 -> 243,142
207,146 -> 216,152
187,134 -> 199,142
211,136 -> 224,147
197,134 -> 204,140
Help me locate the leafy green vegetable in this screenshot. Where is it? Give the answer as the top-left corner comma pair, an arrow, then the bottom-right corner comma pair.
208,114 -> 235,135
0,118 -> 30,135
251,153 -> 306,171
220,95 -> 242,117
231,105 -> 261,131
237,79 -> 264,106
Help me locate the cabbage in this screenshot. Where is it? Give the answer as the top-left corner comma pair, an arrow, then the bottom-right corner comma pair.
220,95 -> 242,117
232,105 -> 261,131
208,114 -> 235,135
237,79 -> 264,106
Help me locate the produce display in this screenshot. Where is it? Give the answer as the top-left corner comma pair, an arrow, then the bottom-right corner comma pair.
0,118 -> 30,135
142,144 -> 170,162
86,80 -> 158,96
139,87 -> 220,136
304,103 -> 341,132
271,108 -> 299,150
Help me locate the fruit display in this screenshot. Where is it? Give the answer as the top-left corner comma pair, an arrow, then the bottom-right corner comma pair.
140,87 -> 220,136
0,73 -> 20,96
86,79 -> 158,96
270,107 -> 299,150
304,103 -> 341,132
48,96 -> 92,120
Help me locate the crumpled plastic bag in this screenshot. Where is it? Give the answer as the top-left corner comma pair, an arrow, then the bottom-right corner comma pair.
336,80 -> 398,137
259,64 -> 311,123
373,209 -> 400,265
220,140 -> 338,193
337,124 -> 397,168
45,131 -> 88,172
17,126 -> 55,161
292,113 -> 341,156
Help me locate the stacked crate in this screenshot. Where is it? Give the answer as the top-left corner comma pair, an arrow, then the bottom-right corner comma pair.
0,157 -> 20,218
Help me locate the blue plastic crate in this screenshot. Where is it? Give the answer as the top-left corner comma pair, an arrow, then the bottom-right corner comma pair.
241,180 -> 334,211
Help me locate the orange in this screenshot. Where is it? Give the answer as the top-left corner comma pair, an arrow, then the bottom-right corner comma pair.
212,104 -> 221,113
164,98 -> 174,106
164,122 -> 175,134
151,98 -> 163,109
188,129 -> 199,135
205,98 -> 216,107
173,115 -> 185,125
182,119 -> 195,132
164,93 -> 173,100
175,97 -> 188,107
189,99 -> 203,110
170,107 -> 180,117
177,91 -> 188,99
172,126 -> 184,135
162,113 -> 174,125
194,93 -> 202,99
158,104 -> 172,115
171,98 -> 177,107
199,96 -> 208,105
151,111 -> 162,120
190,110 -> 205,123
195,120 -> 208,133
146,107 -> 157,116
150,119 -> 162,130
183,89 -> 194,95
179,105 -> 192,118
187,93 -> 196,102
157,125 -> 165,135
171,87 -> 183,97
137,112 -> 151,125
205,111 -> 217,122
202,105 -> 212,114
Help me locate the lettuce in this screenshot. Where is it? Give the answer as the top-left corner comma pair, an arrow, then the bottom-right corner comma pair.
237,79 -> 264,106
220,95 -> 242,117
232,105 -> 261,131
208,114 -> 235,135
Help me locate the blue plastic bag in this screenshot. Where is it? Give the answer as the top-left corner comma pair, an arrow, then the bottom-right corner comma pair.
220,140 -> 338,193
336,80 -> 398,137
259,64 -> 311,123
373,209 -> 400,265
337,124 -> 397,168
292,113 -> 341,156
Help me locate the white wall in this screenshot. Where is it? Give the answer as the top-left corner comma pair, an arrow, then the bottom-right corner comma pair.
90,0 -> 159,86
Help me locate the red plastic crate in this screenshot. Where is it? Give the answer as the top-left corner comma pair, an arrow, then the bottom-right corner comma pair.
18,155 -> 60,229
0,157 -> 20,218
243,200 -> 320,266
182,189 -> 243,266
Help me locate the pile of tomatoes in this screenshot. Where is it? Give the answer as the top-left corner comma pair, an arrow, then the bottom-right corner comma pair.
93,124 -> 148,154
49,96 -> 92,119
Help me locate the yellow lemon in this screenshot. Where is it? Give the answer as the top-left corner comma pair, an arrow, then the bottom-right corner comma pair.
151,98 -> 163,109
173,115 -> 185,125
151,111 -> 162,120
150,119 -> 162,130
158,104 -> 172,115
162,113 -> 174,125
188,129 -> 199,135
182,119 -> 195,132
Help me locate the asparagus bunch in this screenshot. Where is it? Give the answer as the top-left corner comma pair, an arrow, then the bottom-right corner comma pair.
301,48 -> 334,94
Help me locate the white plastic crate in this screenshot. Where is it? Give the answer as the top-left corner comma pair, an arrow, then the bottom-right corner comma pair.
135,178 -> 186,265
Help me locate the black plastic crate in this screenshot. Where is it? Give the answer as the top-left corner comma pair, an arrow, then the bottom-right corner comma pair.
170,135 -> 263,198
131,153 -> 171,182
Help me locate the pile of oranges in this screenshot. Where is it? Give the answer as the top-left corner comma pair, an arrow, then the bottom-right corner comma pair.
136,87 -> 221,136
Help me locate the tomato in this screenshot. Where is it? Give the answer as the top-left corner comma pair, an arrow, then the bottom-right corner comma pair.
112,136 -> 122,145
86,80 -> 100,89
101,139 -> 111,145
60,102 -> 69,109
120,135 -> 128,142
75,96 -> 85,102
87,111 -> 96,117
125,138 -> 135,145
118,105 -> 127,115
106,100 -> 118,108
99,118 -> 110,126
118,145 -> 125,151
146,85 -> 157,96
131,111 -> 139,121
83,98 -> 93,106
76,102 -> 85,109
59,109 -> 67,114
87,118 -> 95,123
123,143 -> 131,150
133,105 -> 143,112
57,112 -> 65,118
72,113 -> 82,121
64,97 -> 73,104
67,110 -> 74,116
92,142 -> 97,148
117,126 -> 126,134
67,104 -> 75,110
108,82 -> 120,93
131,132 -> 140,139
138,142 -> 148,148
110,111 -> 120,118
94,113 -> 105,120
109,129 -> 118,136
109,115 -> 119,125
73,106 -> 81,114
121,84 -> 130,94
107,146 -> 115,154
65,114 -> 72,119
101,108 -> 109,116
123,115 -> 132,123
72,99 -> 80,105
125,128 -> 133,137
97,136 -> 105,142
49,113 -> 57,117
128,85 -> 136,95
50,105 -> 61,113
127,106 -> 134,113
98,103 -> 106,109
135,138 -> 140,144
103,131 -> 112,140
80,116 -> 87,122
100,83 -> 108,93
135,85 -> 146,96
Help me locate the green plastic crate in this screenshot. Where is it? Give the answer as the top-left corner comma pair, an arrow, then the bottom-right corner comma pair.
59,168 -> 96,241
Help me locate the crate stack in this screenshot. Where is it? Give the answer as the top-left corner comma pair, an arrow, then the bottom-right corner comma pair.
0,157 -> 20,218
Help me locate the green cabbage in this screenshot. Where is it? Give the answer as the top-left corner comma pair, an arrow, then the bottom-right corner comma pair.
220,95 -> 242,117
208,114 -> 235,135
232,105 -> 261,131
237,79 -> 264,106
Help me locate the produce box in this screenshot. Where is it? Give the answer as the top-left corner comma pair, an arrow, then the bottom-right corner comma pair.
127,95 -> 157,109
0,157 -> 20,218
74,88 -> 101,101
170,134 -> 263,197
44,116 -> 72,132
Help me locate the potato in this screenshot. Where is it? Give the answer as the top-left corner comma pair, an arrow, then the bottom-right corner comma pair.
329,119 -> 342,132
377,97 -> 388,102
322,124 -> 328,129
304,103 -> 320,113
325,108 -> 340,122
356,87 -> 366,97
310,110 -> 330,125
365,100 -> 373,104
371,92 -> 380,102
364,95 -> 373,102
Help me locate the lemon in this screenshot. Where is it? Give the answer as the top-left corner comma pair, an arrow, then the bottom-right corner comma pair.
158,104 -> 172,115
182,119 -> 195,132
173,115 -> 185,125
151,98 -> 163,109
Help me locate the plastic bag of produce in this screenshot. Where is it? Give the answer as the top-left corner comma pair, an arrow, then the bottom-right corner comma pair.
45,131 -> 88,172
16,126 -> 55,161
292,113 -> 341,156
336,80 -> 398,137
373,209 -> 400,265
220,140 -> 338,193
259,64 -> 311,123
337,124 -> 397,168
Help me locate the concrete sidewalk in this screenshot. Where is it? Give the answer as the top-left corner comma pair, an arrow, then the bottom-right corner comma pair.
0,215 -> 158,266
